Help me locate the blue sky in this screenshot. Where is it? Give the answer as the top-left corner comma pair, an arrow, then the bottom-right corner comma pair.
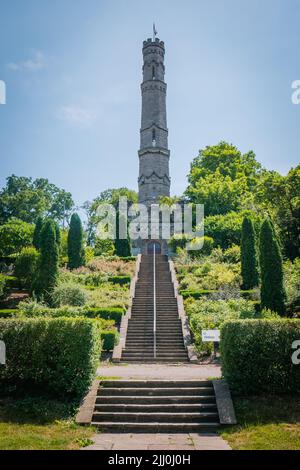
0,0 -> 299,207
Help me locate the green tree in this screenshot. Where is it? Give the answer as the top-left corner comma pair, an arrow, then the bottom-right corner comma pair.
33,216 -> 43,250
259,219 -> 286,316
114,211 -> 131,257
14,246 -> 40,289
185,142 -> 263,216
33,220 -> 59,301
0,175 -> 74,224
241,216 -> 259,289
83,187 -> 138,245
67,213 -> 86,269
0,219 -> 34,257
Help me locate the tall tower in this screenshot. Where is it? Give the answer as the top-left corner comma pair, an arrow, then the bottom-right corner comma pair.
138,36 -> 170,207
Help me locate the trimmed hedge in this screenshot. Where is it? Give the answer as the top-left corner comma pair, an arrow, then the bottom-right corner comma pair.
0,317 -> 101,397
221,319 -> 300,395
180,289 -> 257,300
108,275 -> 131,285
85,307 -> 124,324
101,330 -> 119,351
0,309 -> 17,318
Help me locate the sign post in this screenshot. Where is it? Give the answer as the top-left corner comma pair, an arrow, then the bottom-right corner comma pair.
201,330 -> 220,359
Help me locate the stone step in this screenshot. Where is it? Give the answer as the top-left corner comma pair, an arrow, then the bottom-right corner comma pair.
120,358 -> 190,363
92,411 -> 219,423
94,404 -> 217,413
91,422 -> 220,433
96,395 -> 216,404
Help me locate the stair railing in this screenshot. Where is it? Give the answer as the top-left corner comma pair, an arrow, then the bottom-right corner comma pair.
153,243 -> 157,358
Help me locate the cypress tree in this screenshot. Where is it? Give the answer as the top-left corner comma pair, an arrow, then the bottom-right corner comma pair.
241,216 -> 259,289
259,219 -> 286,316
68,213 -> 86,269
33,219 -> 59,302
114,211 -> 131,257
33,216 -> 43,250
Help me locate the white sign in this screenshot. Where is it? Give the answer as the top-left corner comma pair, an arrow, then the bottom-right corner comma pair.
0,341 -> 6,365
202,330 -> 220,342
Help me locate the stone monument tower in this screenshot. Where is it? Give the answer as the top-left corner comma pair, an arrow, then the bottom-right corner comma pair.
137,34 -> 170,255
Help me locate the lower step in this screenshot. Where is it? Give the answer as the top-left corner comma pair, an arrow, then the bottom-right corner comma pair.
91,422 -> 220,433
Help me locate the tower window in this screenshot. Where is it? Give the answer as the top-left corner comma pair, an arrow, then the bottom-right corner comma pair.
152,128 -> 156,146
152,65 -> 155,79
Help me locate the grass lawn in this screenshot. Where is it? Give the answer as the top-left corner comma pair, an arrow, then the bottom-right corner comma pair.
0,396 -> 94,450
220,396 -> 300,450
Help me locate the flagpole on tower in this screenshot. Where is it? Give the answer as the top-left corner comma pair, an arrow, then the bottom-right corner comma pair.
153,22 -> 158,41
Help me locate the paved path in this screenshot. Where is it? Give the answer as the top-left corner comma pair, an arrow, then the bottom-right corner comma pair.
83,433 -> 231,450
85,362 -> 231,451
97,362 -> 222,380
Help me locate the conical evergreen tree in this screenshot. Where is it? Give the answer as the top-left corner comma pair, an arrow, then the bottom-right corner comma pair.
241,216 -> 259,289
33,216 -> 43,250
114,211 -> 131,257
259,219 -> 286,316
33,219 -> 59,302
67,213 -> 86,269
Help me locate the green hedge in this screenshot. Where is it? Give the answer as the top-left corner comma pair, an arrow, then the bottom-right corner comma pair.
2,276 -> 19,289
108,276 -> 131,285
221,319 -> 300,395
0,317 -> 101,397
180,289 -> 257,300
0,309 -> 17,318
101,330 -> 119,351
85,307 -> 124,324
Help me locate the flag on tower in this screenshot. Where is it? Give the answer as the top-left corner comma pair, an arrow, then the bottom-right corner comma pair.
153,23 -> 158,40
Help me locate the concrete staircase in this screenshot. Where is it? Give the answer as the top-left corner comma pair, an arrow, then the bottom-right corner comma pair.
92,380 -> 220,432
121,254 -> 188,362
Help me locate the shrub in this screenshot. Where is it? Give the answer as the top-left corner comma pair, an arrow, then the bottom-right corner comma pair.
33,220 -> 59,302
51,283 -> 89,307
101,330 -> 119,351
221,319 -> 300,395
14,246 -> 40,289
241,217 -> 259,289
33,216 -> 43,250
114,212 -> 131,257
0,275 -> 7,299
85,246 -> 94,264
108,275 -> 131,285
68,213 -> 86,269
259,219 -> 286,315
284,259 -> 300,315
84,307 -> 124,323
186,298 -> 276,355
0,309 -> 17,318
0,219 -> 34,257
188,236 -> 214,258
0,317 -> 101,397
222,245 -> 241,264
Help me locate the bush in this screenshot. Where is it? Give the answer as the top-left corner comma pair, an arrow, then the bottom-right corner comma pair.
51,283 -> 89,307
101,330 -> 119,351
188,236 -> 214,258
180,289 -> 216,299
0,309 -> 17,318
0,275 -> 7,299
14,247 -> 40,289
0,317 -> 101,397
33,220 -> 59,302
68,213 -> 86,269
259,219 -> 286,315
241,217 -> 259,289
222,245 -> 241,264
284,259 -> 300,315
186,298 -> 276,355
84,307 -> 124,324
0,219 -> 34,257
17,300 -> 124,324
221,319 -> 300,395
108,275 -> 131,285
85,246 -> 94,264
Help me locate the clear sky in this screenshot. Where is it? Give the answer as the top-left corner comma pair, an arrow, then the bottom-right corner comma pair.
0,0 -> 299,207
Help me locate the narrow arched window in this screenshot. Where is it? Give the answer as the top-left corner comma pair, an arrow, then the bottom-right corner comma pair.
152,65 -> 155,79
152,128 -> 156,146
